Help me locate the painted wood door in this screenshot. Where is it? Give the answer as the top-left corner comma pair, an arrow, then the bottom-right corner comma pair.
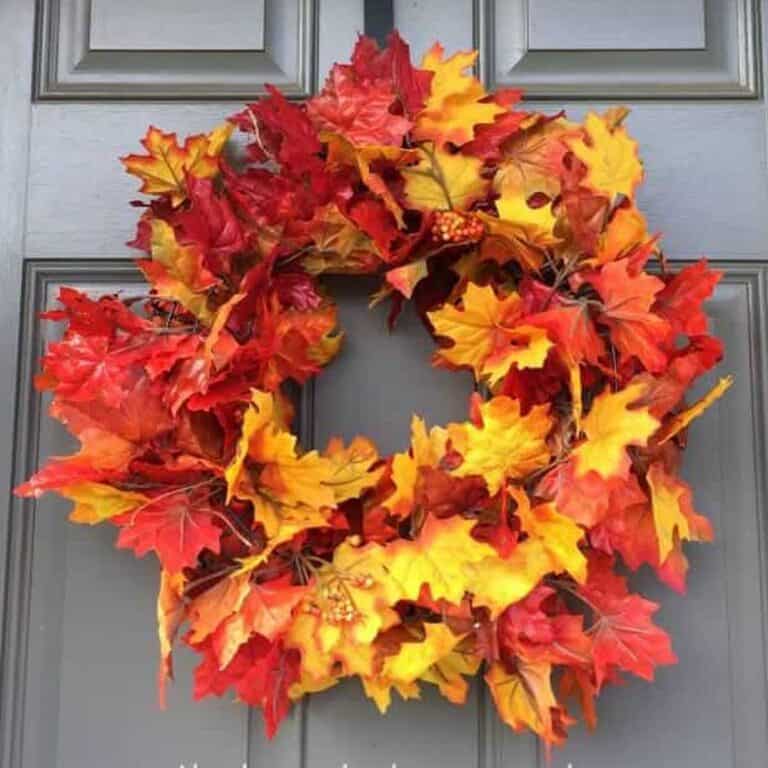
1,2 -> 766,767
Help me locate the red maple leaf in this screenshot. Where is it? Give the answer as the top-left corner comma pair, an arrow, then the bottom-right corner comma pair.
114,487 -> 222,572
654,259 -> 721,337
308,65 -> 411,146
579,555 -> 677,688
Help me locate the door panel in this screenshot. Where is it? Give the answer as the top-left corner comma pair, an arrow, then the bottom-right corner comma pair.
2,1 -> 768,767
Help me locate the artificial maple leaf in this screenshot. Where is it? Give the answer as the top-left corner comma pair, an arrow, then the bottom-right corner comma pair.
122,123 -> 232,205
537,460 -> 646,528
308,65 -> 411,146
594,204 -> 649,265
229,85 -> 322,176
655,375 -> 733,445
157,569 -> 186,708
380,416 -> 449,517
60,481 -> 147,525
113,486 -> 222,572
654,259 -> 722,336
186,572 -> 251,646
511,487 -> 587,583
588,257 -> 671,372
498,586 -> 591,666
375,514 -> 496,605
402,145 -> 487,212
573,382 -> 659,479
452,396 -> 553,494
494,191 -> 559,249
367,623 -> 468,712
235,641 -> 301,738
428,282 -> 552,385
212,576 -> 308,668
579,555 -> 676,687
225,390 -> 336,534
493,115 -> 573,199
141,219 -> 218,323
324,133 -> 420,227
413,44 -> 504,147
323,435 -> 383,502
384,259 -> 429,299
566,110 -> 643,200
486,659 -> 569,745
465,539 -> 554,618
646,462 -> 713,562
349,31 -> 433,116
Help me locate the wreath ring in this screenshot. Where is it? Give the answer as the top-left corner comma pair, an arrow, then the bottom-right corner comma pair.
18,32 -> 731,748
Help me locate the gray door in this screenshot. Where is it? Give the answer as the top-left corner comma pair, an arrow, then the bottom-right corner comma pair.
1,1 -> 767,767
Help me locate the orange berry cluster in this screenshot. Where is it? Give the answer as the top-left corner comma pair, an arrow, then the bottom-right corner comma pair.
431,210 -> 485,244
311,572 -> 374,624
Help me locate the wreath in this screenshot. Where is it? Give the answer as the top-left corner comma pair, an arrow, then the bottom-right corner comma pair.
18,32 -> 731,747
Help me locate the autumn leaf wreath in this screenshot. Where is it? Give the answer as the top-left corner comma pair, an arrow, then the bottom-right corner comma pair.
17,33 -> 731,746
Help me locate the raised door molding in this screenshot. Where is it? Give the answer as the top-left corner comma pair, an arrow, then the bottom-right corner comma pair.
475,0 -> 761,99
34,0 -> 318,100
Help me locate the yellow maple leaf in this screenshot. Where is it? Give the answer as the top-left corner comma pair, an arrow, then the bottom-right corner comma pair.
375,514 -> 496,604
414,44 -> 504,147
403,145 -> 487,212
495,191 -> 560,248
365,623 -> 472,712
511,487 -> 586,583
428,283 -> 522,377
225,390 -> 336,517
429,283 -> 553,387
145,219 -> 216,323
486,660 -> 565,745
122,123 -> 232,205
156,569 -> 186,707
647,462 -> 713,562
655,376 -> 733,445
62,482 -> 147,525
573,382 -> 659,479
323,435 -> 383,503
566,111 -> 643,200
465,541 -> 552,618
381,416 -> 449,518
452,396 -> 553,495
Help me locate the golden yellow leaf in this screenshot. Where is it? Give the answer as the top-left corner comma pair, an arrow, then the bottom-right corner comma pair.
452,396 -> 553,494
414,44 -> 504,147
122,123 -> 232,205
146,219 -> 215,323
567,111 -> 643,200
656,376 -> 733,445
375,514 -> 496,604
225,390 -> 336,530
62,482 -> 147,525
428,283 -> 523,378
403,146 -> 487,212
573,382 -> 659,479
323,435 -> 384,503
486,660 -> 563,744
647,462 -> 713,562
495,192 -> 560,248
511,487 -> 586,583
156,569 -> 186,707
465,540 -> 552,618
